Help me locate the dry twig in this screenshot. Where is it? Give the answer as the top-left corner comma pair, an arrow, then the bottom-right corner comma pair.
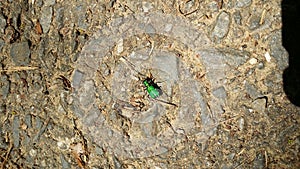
1,142 -> 13,169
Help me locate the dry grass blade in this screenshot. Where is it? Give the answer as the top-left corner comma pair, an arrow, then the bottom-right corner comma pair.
0,66 -> 39,72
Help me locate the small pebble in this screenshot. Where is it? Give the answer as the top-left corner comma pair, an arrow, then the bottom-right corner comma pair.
257,62 -> 264,69
44,0 -> 56,6
248,15 -> 261,30
238,117 -> 245,130
252,99 -> 266,113
249,58 -> 258,65
95,146 -> 104,155
211,11 -> 230,41
264,52 -> 271,62
236,0 -> 252,8
233,11 -> 242,25
142,2 -> 153,12
40,6 -> 53,33
13,116 -> 20,148
60,154 -> 71,169
0,13 -> 6,33
245,82 -> 260,99
0,39 -> 4,52
212,86 -> 227,99
10,42 -> 31,65
29,149 -> 37,157
0,74 -> 10,99
207,1 -> 219,12
116,38 -> 123,54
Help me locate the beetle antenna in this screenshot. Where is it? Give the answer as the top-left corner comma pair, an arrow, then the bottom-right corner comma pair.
120,56 -> 147,78
155,98 -> 178,107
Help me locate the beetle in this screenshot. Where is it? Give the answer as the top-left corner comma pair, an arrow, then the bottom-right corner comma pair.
120,56 -> 177,107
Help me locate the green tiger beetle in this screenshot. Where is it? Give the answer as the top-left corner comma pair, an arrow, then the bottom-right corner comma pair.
120,56 -> 178,107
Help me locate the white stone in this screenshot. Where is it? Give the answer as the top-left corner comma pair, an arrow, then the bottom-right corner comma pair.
249,58 -> 257,65
265,52 -> 271,62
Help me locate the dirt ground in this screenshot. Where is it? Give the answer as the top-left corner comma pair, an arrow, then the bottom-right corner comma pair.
0,0 -> 299,168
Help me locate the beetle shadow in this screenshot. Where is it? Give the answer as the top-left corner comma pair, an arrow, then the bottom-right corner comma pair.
282,0 -> 300,107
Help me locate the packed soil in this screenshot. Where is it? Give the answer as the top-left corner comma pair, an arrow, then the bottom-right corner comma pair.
0,0 -> 299,168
